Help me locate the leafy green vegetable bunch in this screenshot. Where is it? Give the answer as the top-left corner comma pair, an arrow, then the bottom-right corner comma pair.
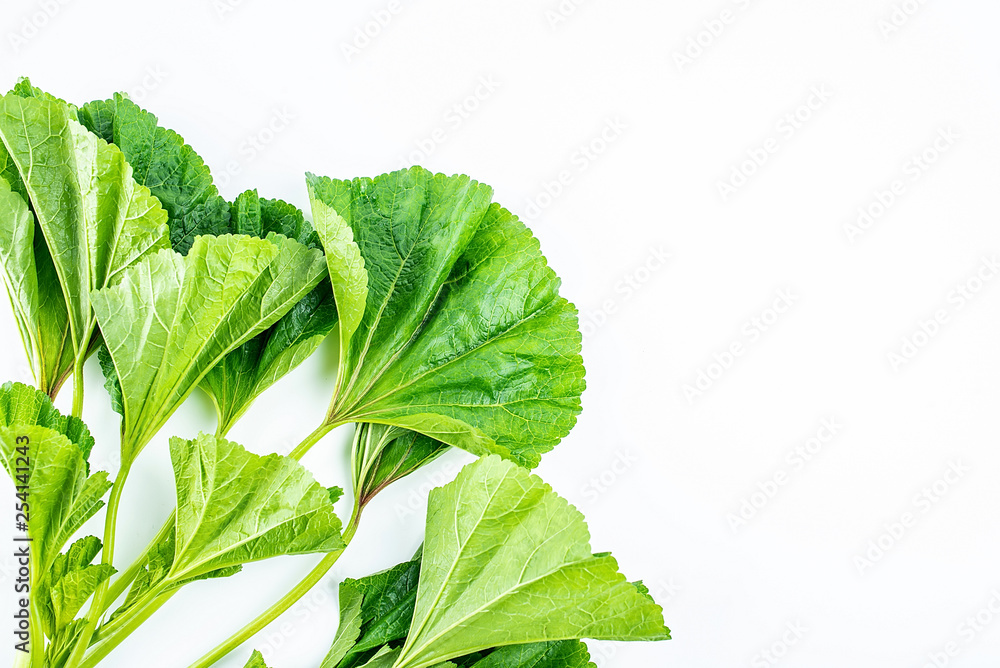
0,78 -> 669,668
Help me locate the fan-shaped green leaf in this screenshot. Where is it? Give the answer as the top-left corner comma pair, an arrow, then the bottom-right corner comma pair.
0,92 -> 170,397
167,433 -> 344,582
393,456 -> 668,668
308,168 -> 584,468
77,93 -> 231,255
92,234 -> 326,462
200,190 -> 338,435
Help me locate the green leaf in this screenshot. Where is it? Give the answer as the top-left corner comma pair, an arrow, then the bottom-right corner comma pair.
45,619 -> 88,668
348,558 -> 422,663
468,642 -> 595,668
0,381 -> 95,460
96,344 -> 124,418
77,93 -> 231,255
393,456 -> 669,668
359,647 -> 402,668
0,92 -> 168,393
307,193 -> 368,359
0,424 -> 110,573
0,177 -> 75,396
352,423 -> 448,512
167,433 -> 344,582
321,584 -> 365,668
9,77 -> 78,112
91,233 -> 327,461
47,537 -> 116,632
325,554 -> 595,668
36,536 -> 98,637
0,383 -> 108,577
200,191 -> 338,435
308,168 -> 585,468
243,650 -> 269,668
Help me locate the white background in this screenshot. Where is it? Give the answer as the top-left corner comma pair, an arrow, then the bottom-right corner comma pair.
1,0 -> 1000,666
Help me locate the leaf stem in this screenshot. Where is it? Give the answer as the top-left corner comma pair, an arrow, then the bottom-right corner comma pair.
79,587 -> 172,668
71,355 -> 86,418
63,456 -> 133,668
97,513 -> 175,617
186,508 -> 361,668
288,421 -> 337,460
28,548 -> 45,668
68,421 -> 344,665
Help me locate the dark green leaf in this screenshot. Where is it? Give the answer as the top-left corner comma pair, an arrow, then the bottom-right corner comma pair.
308,168 -> 585,468
77,93 -> 230,255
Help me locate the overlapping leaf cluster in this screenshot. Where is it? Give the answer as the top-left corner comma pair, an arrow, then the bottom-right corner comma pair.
0,78 -> 668,668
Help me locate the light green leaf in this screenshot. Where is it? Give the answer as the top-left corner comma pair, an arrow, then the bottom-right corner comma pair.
77,93 -> 231,255
47,537 -> 116,632
0,424 -> 110,574
0,383 -> 108,577
0,177 -> 75,397
360,646 -> 401,668
243,650 -> 269,668
9,77 -> 77,112
92,234 -> 327,461
322,554 -> 597,668
393,456 -> 669,668
200,191 -> 338,435
0,92 -> 170,394
167,433 -> 344,582
0,381 -> 95,460
308,168 -> 584,468
308,191 -> 368,355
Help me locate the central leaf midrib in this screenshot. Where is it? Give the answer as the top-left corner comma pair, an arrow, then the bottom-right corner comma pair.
172,452 -> 332,580
404,526 -> 584,666
337,184 -> 435,413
